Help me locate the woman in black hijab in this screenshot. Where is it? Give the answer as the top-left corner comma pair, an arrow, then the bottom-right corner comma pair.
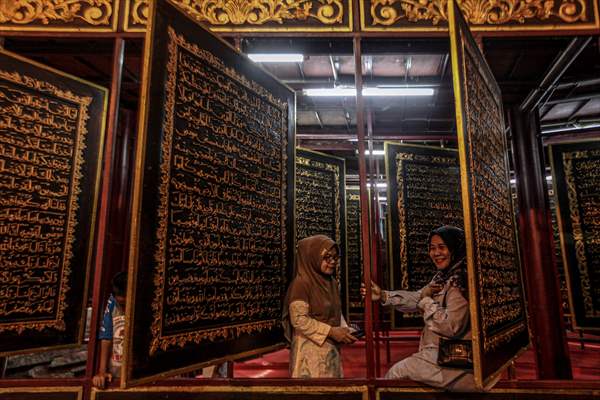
362,226 -> 477,391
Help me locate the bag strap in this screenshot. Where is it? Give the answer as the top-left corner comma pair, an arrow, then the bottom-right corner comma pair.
441,287 -> 449,308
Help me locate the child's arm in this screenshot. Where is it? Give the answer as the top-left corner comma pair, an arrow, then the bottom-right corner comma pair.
93,339 -> 113,388
93,296 -> 115,389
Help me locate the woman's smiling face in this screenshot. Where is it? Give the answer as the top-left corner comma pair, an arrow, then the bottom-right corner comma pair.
320,248 -> 339,275
429,234 -> 451,270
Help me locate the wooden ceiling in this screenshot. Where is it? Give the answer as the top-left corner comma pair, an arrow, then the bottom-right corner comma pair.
3,35 -> 598,173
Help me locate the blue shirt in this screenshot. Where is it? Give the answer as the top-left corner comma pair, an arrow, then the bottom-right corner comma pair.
98,294 -> 118,340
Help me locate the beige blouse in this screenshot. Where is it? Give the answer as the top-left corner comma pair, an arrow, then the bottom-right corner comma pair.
382,283 -> 477,391
288,300 -> 347,378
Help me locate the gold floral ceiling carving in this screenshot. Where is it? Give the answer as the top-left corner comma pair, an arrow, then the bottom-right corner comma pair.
0,0 -> 116,31
125,0 -> 351,31
365,0 -> 597,30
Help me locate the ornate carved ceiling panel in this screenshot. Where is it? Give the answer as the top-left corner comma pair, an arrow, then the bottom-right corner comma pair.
0,0 -> 119,31
361,0 -> 600,31
1,0 -> 597,33
123,0 -> 353,32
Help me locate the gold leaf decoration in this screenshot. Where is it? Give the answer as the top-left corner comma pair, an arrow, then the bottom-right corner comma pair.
129,0 -> 344,27
0,0 -> 113,26
370,0 -> 588,26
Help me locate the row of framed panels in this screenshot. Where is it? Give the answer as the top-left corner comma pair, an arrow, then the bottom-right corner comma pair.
383,140 -> 600,334
0,0 -> 598,33
4,0 -> 594,390
0,0 -> 360,384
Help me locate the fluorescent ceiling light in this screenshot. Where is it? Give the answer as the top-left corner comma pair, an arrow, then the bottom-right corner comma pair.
247,53 -> 303,63
305,88 -> 356,97
541,122 -> 600,134
364,150 -> 385,156
510,176 -> 552,185
363,87 -> 434,96
346,183 -> 387,189
304,87 -> 434,97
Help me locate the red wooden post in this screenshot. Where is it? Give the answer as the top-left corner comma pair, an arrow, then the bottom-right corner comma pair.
509,106 -> 572,379
353,37 -> 375,381
84,38 -> 126,396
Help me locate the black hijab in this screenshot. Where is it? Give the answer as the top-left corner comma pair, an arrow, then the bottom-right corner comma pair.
428,225 -> 468,297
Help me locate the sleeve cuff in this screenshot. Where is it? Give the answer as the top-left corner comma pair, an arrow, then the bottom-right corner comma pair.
313,322 -> 331,346
381,290 -> 392,306
417,296 -> 435,310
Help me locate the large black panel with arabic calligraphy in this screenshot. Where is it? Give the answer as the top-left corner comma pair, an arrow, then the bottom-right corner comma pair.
345,189 -> 363,318
550,140 -> 600,331
295,148 -> 347,316
384,143 -> 462,329
0,49 -> 106,355
448,0 -> 529,388
123,0 -> 295,385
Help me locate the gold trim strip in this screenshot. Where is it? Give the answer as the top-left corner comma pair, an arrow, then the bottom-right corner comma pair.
94,385 -> 368,400
376,385 -> 600,395
0,386 -> 83,400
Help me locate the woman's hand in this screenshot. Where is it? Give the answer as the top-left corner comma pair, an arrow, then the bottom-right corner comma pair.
420,283 -> 444,299
360,281 -> 382,301
328,327 -> 357,344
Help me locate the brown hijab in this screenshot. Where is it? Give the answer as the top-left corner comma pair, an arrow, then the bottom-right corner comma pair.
282,235 -> 342,342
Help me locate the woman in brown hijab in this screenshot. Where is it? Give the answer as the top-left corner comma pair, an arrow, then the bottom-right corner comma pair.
282,235 -> 356,378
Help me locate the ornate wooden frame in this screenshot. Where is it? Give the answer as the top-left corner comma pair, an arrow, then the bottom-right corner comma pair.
122,0 -> 295,386
549,140 -> 600,331
383,143 -> 462,329
295,147 -> 348,318
449,0 -> 529,387
0,49 -> 107,356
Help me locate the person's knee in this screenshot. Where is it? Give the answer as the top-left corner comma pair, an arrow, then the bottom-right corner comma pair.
384,361 -> 409,379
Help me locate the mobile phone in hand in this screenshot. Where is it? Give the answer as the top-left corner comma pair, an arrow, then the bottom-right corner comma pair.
349,324 -> 365,339
352,329 -> 365,339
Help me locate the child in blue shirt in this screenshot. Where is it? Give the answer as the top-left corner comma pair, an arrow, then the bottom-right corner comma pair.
93,271 -> 127,389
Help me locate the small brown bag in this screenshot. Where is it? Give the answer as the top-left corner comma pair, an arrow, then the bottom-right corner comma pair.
436,289 -> 473,369
437,337 -> 473,369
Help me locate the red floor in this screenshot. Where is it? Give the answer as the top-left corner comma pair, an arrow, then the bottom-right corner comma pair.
233,330 -> 600,380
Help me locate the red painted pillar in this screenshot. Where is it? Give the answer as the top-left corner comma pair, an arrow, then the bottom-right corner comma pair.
509,106 -> 572,379
353,36 -> 375,381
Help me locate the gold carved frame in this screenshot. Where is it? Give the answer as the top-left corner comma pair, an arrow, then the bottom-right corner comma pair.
295,147 -> 348,317
549,140 -> 600,331
123,0 -> 353,32
449,0 -> 529,388
0,48 -> 107,356
360,0 -> 600,32
123,0 -> 294,386
383,143 -> 462,329
0,0 -> 120,32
